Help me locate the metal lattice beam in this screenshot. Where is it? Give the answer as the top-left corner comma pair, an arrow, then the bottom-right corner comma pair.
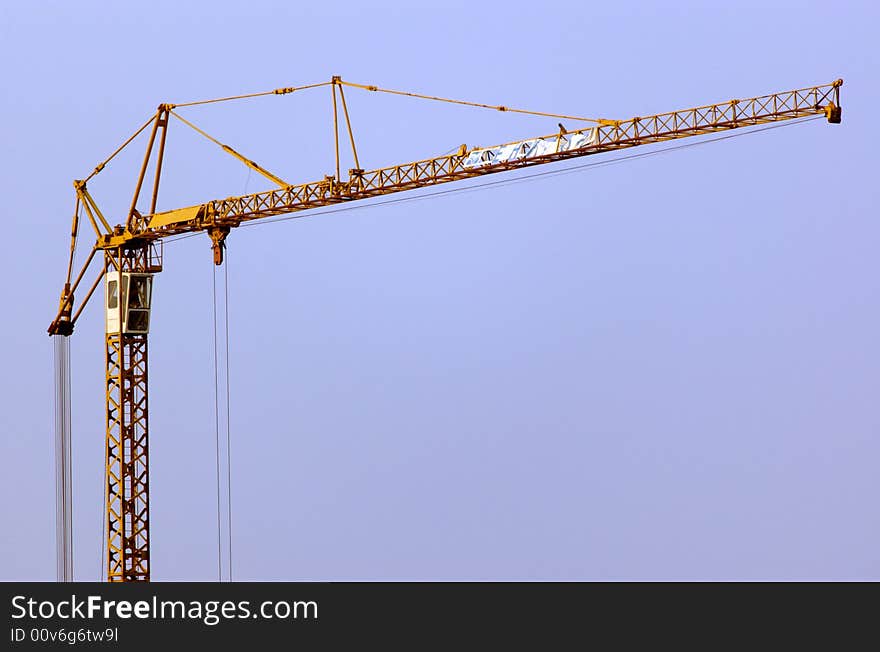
104,246 -> 153,582
119,80 -> 842,243
46,77 -> 843,584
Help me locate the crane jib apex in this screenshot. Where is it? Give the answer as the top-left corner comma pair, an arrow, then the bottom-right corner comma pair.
47,77 -> 843,582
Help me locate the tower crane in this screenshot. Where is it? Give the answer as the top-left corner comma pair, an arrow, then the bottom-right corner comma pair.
47,76 -> 843,582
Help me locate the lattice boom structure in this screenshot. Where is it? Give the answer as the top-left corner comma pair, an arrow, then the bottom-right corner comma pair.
132,80 -> 843,244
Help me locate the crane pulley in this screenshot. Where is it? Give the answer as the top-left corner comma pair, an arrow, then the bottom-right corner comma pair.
47,76 -> 843,581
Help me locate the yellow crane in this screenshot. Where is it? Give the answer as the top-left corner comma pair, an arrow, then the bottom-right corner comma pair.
48,76 -> 843,582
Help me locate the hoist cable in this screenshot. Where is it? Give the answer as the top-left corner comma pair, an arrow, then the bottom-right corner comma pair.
100,432 -> 107,582
212,265 -> 222,580
212,255 -> 233,581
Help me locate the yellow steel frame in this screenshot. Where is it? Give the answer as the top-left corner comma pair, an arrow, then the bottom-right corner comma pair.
103,244 -> 161,581
104,329 -> 150,581
47,77 -> 843,582
96,80 -> 844,258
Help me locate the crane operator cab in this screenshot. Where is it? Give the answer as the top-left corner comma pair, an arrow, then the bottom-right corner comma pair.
105,272 -> 153,335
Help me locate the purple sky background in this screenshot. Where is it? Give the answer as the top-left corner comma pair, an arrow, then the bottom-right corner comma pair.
1,1 -> 878,581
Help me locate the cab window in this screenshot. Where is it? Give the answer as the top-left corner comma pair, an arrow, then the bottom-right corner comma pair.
108,280 -> 118,310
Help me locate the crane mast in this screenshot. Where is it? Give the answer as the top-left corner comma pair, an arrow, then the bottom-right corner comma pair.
103,245 -> 161,581
48,77 -> 843,581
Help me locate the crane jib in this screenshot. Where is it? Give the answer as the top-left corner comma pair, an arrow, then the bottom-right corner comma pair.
132,80 -> 843,248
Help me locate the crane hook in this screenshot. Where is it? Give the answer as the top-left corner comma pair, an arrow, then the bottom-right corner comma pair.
208,227 -> 230,266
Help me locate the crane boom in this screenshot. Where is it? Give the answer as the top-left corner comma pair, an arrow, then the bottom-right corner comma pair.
50,78 -> 842,334
47,77 -> 843,582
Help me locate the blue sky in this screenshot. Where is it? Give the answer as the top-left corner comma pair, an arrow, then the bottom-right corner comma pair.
1,1 -> 878,580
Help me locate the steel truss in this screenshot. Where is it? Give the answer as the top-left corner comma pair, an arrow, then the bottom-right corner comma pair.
104,245 -> 161,582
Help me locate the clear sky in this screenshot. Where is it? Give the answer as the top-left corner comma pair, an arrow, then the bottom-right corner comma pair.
1,1 -> 878,581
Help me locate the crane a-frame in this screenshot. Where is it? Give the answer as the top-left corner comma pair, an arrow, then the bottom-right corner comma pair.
48,77 -> 843,582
